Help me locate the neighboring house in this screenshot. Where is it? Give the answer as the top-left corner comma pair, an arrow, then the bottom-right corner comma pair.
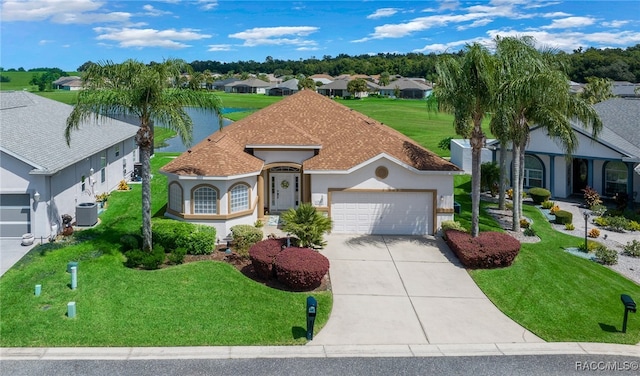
612,81 -> 640,98
317,79 -> 380,98
212,78 -> 239,91
493,98 -> 640,204
309,74 -> 334,85
226,78 -> 272,94
0,91 -> 139,239
267,78 -> 299,96
450,139 -> 496,173
379,78 -> 433,99
52,76 -> 82,91
160,90 -> 461,238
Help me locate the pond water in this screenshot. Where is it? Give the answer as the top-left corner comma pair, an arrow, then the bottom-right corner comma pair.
156,108 -> 247,152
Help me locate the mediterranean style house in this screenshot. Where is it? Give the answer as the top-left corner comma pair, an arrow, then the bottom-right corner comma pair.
492,97 -> 640,204
160,90 -> 461,238
0,91 -> 139,239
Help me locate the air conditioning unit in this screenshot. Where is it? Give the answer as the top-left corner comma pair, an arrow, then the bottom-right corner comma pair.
76,202 -> 98,226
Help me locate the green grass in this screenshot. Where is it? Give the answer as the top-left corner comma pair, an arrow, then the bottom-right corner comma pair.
0,153 -> 331,347
0,71 -> 41,91
453,175 -> 640,344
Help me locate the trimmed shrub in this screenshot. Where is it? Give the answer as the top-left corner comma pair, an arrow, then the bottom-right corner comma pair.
549,205 -> 560,214
554,210 -> 573,225
523,227 -> 536,237
623,240 -> 640,257
528,187 -> 551,204
541,201 -> 555,209
595,245 -> 618,265
249,238 -> 286,280
168,247 -> 187,265
519,219 -> 530,229
441,220 -> 467,234
588,228 -> 600,238
120,234 -> 140,252
124,249 -> 145,268
629,221 -> 640,231
564,223 -> 575,231
274,247 -> 330,291
602,216 -> 629,232
231,224 -> 264,256
444,230 -> 521,269
176,225 -> 217,255
125,245 -> 166,270
577,240 -> 601,253
593,216 -> 608,227
590,204 -> 607,216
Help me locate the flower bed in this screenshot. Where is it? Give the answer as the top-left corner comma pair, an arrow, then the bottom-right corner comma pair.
444,230 -> 521,269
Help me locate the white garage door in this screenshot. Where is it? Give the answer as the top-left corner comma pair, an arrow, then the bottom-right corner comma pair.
331,191 -> 432,235
0,194 -> 31,238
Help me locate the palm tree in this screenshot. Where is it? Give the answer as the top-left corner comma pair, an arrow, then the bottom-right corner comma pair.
493,36 -> 602,231
65,59 -> 223,252
435,43 -> 496,237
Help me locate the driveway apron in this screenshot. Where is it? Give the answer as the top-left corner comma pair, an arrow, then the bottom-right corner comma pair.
309,234 -> 542,346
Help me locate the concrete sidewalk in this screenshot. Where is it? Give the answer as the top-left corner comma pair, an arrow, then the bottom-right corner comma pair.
309,235 -> 542,346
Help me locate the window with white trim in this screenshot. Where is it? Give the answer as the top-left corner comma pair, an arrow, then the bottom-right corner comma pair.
193,186 -> 217,214
100,151 -> 107,183
230,184 -> 249,213
524,155 -> 543,188
168,183 -> 183,213
604,161 -> 627,196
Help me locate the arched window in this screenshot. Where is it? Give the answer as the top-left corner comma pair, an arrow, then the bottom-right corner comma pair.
524,155 -> 544,188
168,182 -> 183,213
604,161 -> 627,196
193,185 -> 218,214
229,183 -> 249,213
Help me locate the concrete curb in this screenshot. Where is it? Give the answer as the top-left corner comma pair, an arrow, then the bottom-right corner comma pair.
2,343 -> 639,360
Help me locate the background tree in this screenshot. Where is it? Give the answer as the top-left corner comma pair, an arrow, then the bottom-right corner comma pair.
77,61 -> 96,72
435,43 -> 496,237
580,76 -> 614,104
65,59 -> 223,252
298,77 -> 315,90
347,78 -> 368,98
379,71 -> 390,86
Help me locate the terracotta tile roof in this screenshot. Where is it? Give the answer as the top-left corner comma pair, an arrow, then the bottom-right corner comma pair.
161,89 -> 460,176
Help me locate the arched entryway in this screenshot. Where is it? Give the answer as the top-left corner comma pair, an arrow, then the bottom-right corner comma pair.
572,158 -> 588,194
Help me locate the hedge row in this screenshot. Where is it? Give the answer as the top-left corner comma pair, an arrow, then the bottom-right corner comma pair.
444,230 -> 521,269
151,218 -> 216,255
249,240 -> 330,291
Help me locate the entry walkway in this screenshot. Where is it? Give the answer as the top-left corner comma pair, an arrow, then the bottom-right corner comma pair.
309,235 -> 542,346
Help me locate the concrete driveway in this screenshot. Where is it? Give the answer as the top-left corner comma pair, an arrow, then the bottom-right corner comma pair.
0,238 -> 38,277
309,234 -> 543,346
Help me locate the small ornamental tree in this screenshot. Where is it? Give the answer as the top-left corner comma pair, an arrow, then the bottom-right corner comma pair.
281,203 -> 332,248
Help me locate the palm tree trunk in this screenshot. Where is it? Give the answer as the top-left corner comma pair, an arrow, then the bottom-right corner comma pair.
498,143 -> 508,210
518,143 -> 526,217
470,126 -> 484,237
141,144 -> 153,252
511,144 -> 521,232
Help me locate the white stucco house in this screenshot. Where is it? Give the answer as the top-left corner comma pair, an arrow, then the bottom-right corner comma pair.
493,98 -> 640,204
160,90 -> 462,238
0,91 -> 139,240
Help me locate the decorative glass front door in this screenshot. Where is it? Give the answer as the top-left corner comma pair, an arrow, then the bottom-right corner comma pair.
270,173 -> 299,212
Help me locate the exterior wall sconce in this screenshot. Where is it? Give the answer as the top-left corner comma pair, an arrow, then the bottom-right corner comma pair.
33,191 -> 41,202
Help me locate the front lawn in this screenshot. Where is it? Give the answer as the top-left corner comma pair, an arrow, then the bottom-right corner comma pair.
0,154 -> 331,347
454,175 -> 640,344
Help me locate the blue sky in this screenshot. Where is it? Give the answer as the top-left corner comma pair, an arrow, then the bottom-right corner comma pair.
1,0 -> 639,71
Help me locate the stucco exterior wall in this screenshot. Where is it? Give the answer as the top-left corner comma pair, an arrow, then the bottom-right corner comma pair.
253,149 -> 314,165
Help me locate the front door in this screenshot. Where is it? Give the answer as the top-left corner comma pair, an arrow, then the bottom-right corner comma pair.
270,173 -> 297,212
572,158 -> 588,194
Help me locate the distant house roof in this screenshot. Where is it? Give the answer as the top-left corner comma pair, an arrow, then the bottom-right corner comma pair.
52,76 -> 81,85
310,74 -> 334,80
230,78 -> 272,88
0,91 -> 139,175
381,78 -> 432,91
612,81 -> 640,97
319,79 -> 380,91
272,78 -> 299,90
161,90 -> 459,177
212,78 -> 239,87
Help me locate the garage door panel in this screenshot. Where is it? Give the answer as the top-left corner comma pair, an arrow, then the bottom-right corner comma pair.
331,192 -> 431,235
0,194 -> 31,238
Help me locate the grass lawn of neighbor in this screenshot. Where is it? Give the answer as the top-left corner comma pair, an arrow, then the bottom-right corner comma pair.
454,175 -> 640,345
0,154 -> 331,347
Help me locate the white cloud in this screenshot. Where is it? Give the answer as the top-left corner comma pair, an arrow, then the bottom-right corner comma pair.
457,18 -> 493,31
601,20 -> 629,28
414,36 -> 490,53
198,0 -> 218,11
207,44 -> 232,51
367,8 -> 398,20
94,27 -> 211,49
0,0 -> 131,24
142,5 -> 171,17
542,12 -> 571,18
38,39 -> 54,45
439,0 -> 460,11
542,16 -> 596,29
229,26 -> 319,47
297,46 -> 319,51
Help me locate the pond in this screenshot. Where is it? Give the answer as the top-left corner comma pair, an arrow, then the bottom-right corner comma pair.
156,108 -> 248,152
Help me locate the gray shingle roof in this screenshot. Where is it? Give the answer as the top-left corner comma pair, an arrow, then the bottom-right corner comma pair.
1,91 -> 139,175
576,98 -> 640,159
